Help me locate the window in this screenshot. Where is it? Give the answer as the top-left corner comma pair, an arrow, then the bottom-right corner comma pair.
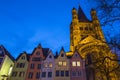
49,55 -> 52,58
21,56 -> 25,59
85,27 -> 88,30
12,72 -> 17,77
0,58 -> 3,62
58,61 -> 62,66
42,72 -> 46,77
77,61 -> 80,66
49,63 -> 52,67
16,63 -> 25,68
80,27 -> 83,30
72,71 -> 76,76
30,64 -> 34,69
63,61 -> 66,66
44,63 -> 48,68
32,57 -> 42,61
36,51 -> 40,55
19,72 -> 25,77
78,71 -> 81,76
72,61 -> 76,66
48,72 -> 52,78
65,71 -> 69,77
36,72 -> 40,79
61,71 -> 64,77
28,72 -> 33,79
61,54 -> 64,57
37,64 -> 41,69
56,70 -> 59,77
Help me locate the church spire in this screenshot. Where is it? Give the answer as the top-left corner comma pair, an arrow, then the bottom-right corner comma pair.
78,5 -> 89,22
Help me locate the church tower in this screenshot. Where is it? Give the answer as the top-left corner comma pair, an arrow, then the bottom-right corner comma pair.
70,5 -> 105,55
69,5 -> 119,80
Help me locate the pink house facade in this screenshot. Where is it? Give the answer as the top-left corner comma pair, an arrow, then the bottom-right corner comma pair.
70,51 -> 86,80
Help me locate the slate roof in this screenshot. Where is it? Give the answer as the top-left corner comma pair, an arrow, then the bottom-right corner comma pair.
16,51 -> 30,61
0,45 -> 15,61
78,5 -> 90,22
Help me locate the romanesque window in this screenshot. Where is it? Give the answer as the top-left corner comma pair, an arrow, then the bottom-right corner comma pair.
56,70 -> 59,77
80,27 -> 83,30
42,72 -> 46,77
48,72 -> 52,77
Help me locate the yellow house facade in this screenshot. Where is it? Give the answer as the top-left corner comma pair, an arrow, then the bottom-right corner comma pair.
0,45 -> 14,80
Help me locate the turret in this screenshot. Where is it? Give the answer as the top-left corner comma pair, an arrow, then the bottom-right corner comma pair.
72,8 -> 78,23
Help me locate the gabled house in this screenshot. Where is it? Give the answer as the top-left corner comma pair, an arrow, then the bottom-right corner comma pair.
54,47 -> 70,80
0,45 -> 14,80
25,44 -> 49,80
41,50 -> 55,80
9,51 -> 30,80
69,51 -> 86,80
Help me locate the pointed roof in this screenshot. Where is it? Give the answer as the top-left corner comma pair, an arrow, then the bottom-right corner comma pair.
79,35 -> 101,44
0,45 -> 14,61
78,5 -> 90,22
16,51 -> 30,61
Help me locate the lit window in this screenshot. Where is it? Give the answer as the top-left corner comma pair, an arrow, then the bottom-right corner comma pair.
63,61 -> 66,66
77,61 -> 80,66
58,61 -> 62,66
49,63 -> 52,67
44,63 -> 48,68
72,61 -> 76,66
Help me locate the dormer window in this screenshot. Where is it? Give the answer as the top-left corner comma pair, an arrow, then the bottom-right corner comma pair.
61,54 -> 64,57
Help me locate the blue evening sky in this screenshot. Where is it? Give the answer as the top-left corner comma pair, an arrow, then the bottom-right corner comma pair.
0,0 -> 119,58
